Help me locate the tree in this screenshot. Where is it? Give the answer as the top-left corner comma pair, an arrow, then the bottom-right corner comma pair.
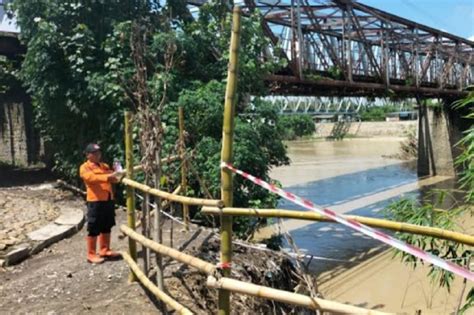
12,0 -> 289,236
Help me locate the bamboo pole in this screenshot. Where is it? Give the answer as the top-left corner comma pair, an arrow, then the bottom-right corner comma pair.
124,111 -> 137,283
219,7 -> 242,315
121,251 -> 194,315
154,150 -> 164,295
135,185 -> 182,229
201,207 -> 474,246
207,276 -> 393,315
133,155 -> 181,172
120,225 -> 217,275
121,178 -> 222,207
142,192 -> 150,275
179,106 -> 190,231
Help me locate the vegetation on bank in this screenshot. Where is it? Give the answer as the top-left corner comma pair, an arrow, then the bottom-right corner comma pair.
454,89 -> 474,204
358,104 -> 403,121
385,88 -> 474,314
0,56 -> 19,95
277,114 -> 315,140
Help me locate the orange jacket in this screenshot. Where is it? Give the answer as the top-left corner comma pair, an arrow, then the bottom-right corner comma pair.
79,160 -> 114,202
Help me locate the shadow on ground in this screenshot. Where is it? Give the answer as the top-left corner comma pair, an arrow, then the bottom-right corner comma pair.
0,165 -> 55,187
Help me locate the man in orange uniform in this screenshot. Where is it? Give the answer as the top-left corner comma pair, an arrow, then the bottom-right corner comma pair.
79,143 -> 122,264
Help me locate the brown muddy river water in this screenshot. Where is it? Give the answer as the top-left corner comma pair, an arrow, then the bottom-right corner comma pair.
272,137 -> 408,186
261,138 -> 457,275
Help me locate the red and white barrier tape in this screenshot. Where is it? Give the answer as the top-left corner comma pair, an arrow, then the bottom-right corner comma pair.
221,162 -> 474,282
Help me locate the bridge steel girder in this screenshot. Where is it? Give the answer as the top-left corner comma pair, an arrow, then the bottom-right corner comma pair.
188,0 -> 474,97
263,94 -> 413,114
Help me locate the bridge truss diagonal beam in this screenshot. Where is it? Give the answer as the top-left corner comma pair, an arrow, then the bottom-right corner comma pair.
188,0 -> 474,97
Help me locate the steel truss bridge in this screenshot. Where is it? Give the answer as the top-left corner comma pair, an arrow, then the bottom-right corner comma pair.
261,95 -> 414,115
189,0 -> 474,98
2,1 -> 474,98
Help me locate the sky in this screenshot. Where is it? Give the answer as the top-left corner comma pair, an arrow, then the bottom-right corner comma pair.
358,0 -> 474,40
1,0 -> 474,40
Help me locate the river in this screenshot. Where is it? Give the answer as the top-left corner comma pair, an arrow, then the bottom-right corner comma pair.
259,137 -> 457,278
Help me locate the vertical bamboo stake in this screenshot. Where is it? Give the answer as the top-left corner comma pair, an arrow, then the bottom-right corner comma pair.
145,192 -> 151,274
154,151 -> 164,293
142,192 -> 150,275
219,6 -> 242,315
125,111 -> 137,283
179,106 -> 189,231
170,204 -> 174,248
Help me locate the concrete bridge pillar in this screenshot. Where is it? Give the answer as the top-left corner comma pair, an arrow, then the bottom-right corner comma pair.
417,99 -> 468,177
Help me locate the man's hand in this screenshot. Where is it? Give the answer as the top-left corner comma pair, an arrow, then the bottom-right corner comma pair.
107,171 -> 125,183
107,174 -> 119,183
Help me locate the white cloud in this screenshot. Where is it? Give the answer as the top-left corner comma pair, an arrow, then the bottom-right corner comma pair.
469,35 -> 474,42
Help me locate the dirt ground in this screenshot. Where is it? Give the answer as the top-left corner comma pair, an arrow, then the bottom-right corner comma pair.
0,210 -> 307,314
0,202 -> 161,314
0,169 -> 309,314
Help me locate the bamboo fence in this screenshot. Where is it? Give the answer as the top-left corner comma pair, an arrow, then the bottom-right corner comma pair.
218,6 -> 242,314
135,185 -> 182,229
202,207 -> 474,246
124,111 -> 137,282
121,177 -> 222,207
206,276 -> 392,314
179,106 -> 190,230
120,225 -> 393,314
117,6 -> 419,315
121,225 -> 217,275
121,251 -> 193,315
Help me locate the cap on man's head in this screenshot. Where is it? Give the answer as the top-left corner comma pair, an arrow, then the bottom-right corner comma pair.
84,143 -> 101,154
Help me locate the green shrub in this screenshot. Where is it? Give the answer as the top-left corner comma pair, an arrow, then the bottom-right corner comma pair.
277,115 -> 315,140
359,105 -> 401,121
454,87 -> 474,203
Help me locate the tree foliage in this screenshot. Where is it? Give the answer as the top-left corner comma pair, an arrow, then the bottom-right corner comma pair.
384,197 -> 470,291
12,0 -> 289,236
0,55 -> 20,95
359,105 -> 401,121
453,87 -> 474,314
277,114 -> 315,140
454,87 -> 474,203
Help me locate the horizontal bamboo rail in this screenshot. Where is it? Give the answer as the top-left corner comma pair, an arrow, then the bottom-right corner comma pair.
201,207 -> 474,247
133,155 -> 181,172
121,225 -> 217,275
121,224 -> 393,314
207,276 -> 392,315
121,251 -> 193,315
121,178 -> 223,207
